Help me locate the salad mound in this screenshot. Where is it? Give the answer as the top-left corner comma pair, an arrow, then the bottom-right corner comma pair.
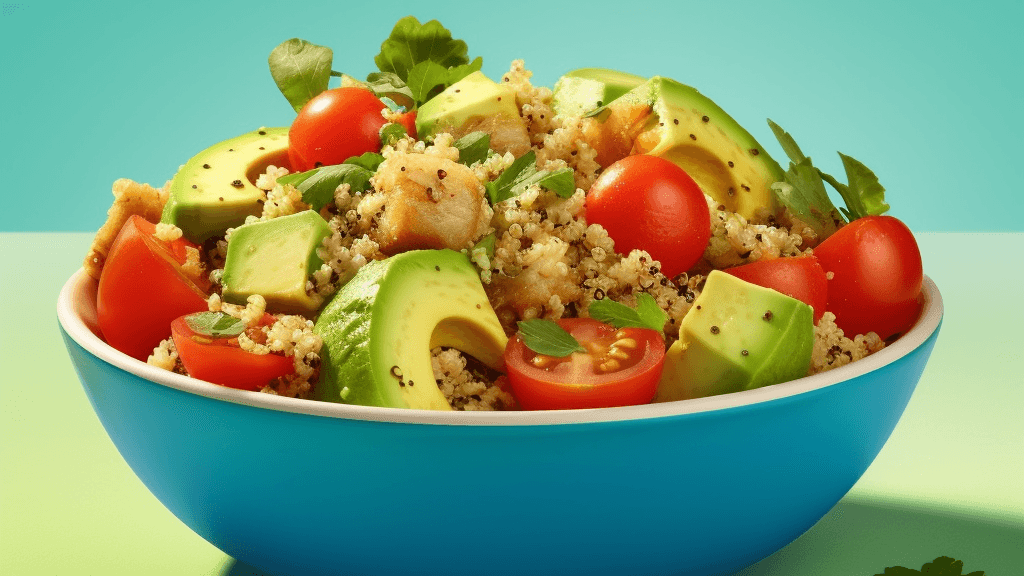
83,16 -> 923,411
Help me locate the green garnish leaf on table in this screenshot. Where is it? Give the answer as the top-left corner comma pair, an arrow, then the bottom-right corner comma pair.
516,319 -> 586,358
874,555 -> 985,576
485,150 -> 577,204
767,119 -> 891,239
372,16 -> 481,107
278,159 -> 376,211
268,39 -> 334,112
589,293 -> 667,332
454,131 -> 491,166
184,312 -> 247,338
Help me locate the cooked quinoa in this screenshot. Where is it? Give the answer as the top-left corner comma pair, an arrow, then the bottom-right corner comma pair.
113,58 -> 886,410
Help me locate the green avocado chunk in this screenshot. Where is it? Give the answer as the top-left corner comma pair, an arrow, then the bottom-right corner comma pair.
603,77 -> 785,219
161,127 -> 289,243
551,68 -> 646,117
221,210 -> 331,315
415,71 -> 528,155
655,270 -> 813,402
314,249 -> 508,410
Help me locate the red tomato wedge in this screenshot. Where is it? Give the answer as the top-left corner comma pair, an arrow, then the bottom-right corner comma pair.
171,313 -> 294,391
288,87 -> 389,172
96,215 -> 210,360
724,256 -> 828,324
585,155 -> 711,278
812,215 -> 923,340
504,318 -> 665,410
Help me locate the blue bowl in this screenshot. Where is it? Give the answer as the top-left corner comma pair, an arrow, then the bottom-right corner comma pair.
58,269 -> 942,576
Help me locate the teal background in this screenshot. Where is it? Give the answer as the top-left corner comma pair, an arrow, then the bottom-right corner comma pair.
1,0 -> 1021,232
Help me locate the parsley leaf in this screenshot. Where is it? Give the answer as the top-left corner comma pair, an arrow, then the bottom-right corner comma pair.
875,555 -> 985,576
184,312 -> 247,338
588,293 -> 666,332
268,39 -> 334,112
767,119 -> 844,239
516,319 -> 585,358
485,151 -> 578,204
454,131 -> 491,166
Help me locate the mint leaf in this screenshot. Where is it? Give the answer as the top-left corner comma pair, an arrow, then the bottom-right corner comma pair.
184,312 -> 247,338
406,60 -> 451,105
374,16 -> 471,83
278,164 -> 375,211
364,71 -> 415,111
269,39 -> 334,112
589,293 -> 665,332
635,293 -> 668,332
516,319 -> 585,358
454,131 -> 491,166
379,123 -> 408,147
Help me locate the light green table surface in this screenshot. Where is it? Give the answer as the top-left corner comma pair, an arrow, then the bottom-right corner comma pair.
2,232 -> 1021,576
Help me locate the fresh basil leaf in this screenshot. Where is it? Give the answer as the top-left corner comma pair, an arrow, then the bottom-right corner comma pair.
589,298 -> 644,329
839,152 -> 889,218
364,71 -> 415,111
406,60 -> 451,105
516,319 -> 585,358
184,312 -> 247,338
379,123 -> 408,147
344,152 -> 386,172
279,164 -> 375,211
454,131 -> 491,166
268,39 -> 334,113
535,168 -> 576,198
635,293 -> 668,332
486,150 -> 538,204
374,16 -> 471,83
448,56 -> 483,85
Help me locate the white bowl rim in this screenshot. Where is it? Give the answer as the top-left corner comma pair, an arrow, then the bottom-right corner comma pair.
57,268 -> 942,426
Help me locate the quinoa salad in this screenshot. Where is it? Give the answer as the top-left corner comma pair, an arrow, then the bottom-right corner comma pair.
83,17 -> 925,412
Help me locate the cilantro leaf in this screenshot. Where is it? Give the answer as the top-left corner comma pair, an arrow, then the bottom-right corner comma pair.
454,131 -> 491,166
516,319 -> 585,358
184,312 -> 247,338
589,293 -> 666,332
268,39 -> 334,113
278,163 -> 375,211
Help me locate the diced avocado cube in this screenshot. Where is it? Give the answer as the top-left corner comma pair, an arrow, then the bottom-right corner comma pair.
655,270 -> 813,402
552,68 -> 646,117
221,210 -> 331,315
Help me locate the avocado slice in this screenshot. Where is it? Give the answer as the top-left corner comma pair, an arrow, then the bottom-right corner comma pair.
161,127 -> 289,243
655,270 -> 813,402
314,249 -> 508,410
551,68 -> 646,117
587,77 -> 784,219
415,71 -> 529,156
221,210 -> 331,315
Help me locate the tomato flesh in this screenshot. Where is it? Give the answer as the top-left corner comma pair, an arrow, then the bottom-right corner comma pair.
288,87 -> 389,172
585,155 -> 711,278
96,215 -> 209,360
813,215 -> 923,340
171,313 -> 294,391
504,318 -> 665,410
725,255 -> 828,324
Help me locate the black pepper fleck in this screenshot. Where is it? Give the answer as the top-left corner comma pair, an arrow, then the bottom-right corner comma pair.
689,134 -> 697,141
750,148 -> 760,156
202,163 -> 211,169
701,115 -> 710,123
435,265 -> 440,271
710,325 -> 720,334
258,130 -> 267,135
400,166 -> 406,171
673,119 -> 679,125
594,288 -> 606,300
391,366 -> 403,378
191,184 -> 198,189
741,349 -> 749,356
231,179 -> 243,188
259,146 -> 265,150
763,311 -> 774,321
728,161 -> 734,168
437,169 -> 447,179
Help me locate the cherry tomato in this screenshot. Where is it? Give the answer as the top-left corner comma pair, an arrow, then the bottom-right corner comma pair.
96,216 -> 210,361
171,313 -> 294,391
725,256 -> 828,324
812,215 -> 923,340
288,87 -> 389,172
394,110 -> 417,140
504,318 -> 665,410
585,155 -> 711,278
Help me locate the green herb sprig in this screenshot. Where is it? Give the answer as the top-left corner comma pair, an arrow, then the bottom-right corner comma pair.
277,153 -> 384,211
485,150 -> 577,204
516,319 -> 585,358
588,293 -> 667,332
184,312 -> 247,338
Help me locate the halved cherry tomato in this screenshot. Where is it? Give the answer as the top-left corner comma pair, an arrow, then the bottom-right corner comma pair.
724,256 -> 828,324
171,313 -> 294,391
812,215 -> 923,340
96,215 -> 210,360
585,155 -> 711,278
288,87 -> 389,172
504,318 -> 665,410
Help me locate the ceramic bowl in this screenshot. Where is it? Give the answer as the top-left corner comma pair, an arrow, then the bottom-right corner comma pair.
58,269 -> 942,576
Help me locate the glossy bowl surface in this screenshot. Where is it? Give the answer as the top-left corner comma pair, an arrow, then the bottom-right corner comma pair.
58,269 -> 942,576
